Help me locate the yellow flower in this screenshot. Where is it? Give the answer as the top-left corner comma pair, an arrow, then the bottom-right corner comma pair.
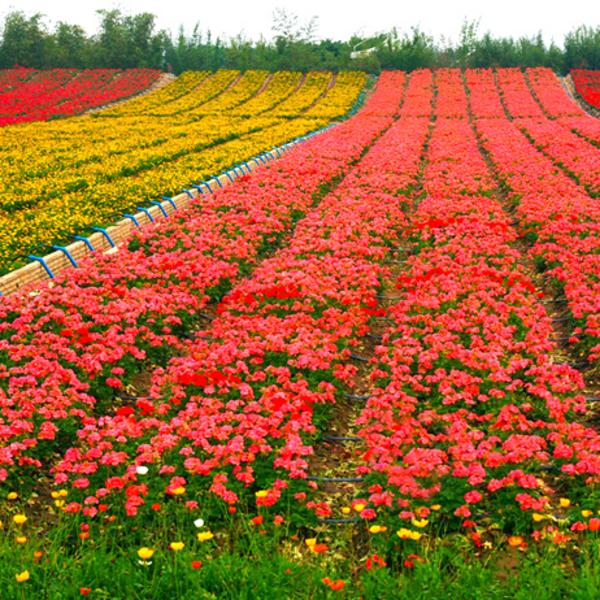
54,500 -> 65,508
353,503 -> 365,512
197,531 -> 214,542
13,514 -> 27,525
255,490 -> 269,499
396,528 -> 422,541
170,486 -> 186,496
581,510 -> 593,518
15,536 -> 27,544
305,538 -> 317,548
341,507 -> 351,515
169,542 -> 185,551
137,547 -> 155,560
369,525 -> 387,534
559,498 -> 571,508
7,492 -> 18,500
431,504 -> 442,511
15,570 -> 30,583
411,518 -> 429,528
532,513 -> 545,522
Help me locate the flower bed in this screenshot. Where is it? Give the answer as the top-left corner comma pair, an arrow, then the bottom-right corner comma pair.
356,114 -> 595,544
51,113 -> 429,520
572,69 -> 600,108
0,69 -> 160,125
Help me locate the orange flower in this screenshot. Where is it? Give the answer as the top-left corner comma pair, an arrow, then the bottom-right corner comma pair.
322,577 -> 345,591
507,536 -> 524,547
311,543 -> 329,553
251,515 -> 264,526
589,518 -> 600,532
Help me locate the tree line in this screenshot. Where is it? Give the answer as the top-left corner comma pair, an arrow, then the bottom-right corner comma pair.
0,9 -> 598,74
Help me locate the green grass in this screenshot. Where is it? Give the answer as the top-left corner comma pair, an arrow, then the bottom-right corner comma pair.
2,509 -> 600,599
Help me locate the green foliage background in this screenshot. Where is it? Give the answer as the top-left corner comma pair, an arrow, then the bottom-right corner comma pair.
0,10 -> 599,73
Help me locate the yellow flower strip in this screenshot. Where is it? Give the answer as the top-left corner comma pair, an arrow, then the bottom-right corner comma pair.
232,71 -> 303,116
0,115 -> 277,213
269,71 -> 333,116
305,71 -> 367,118
148,70 -> 240,117
0,69 -> 366,271
0,117 -> 329,267
189,70 -> 270,115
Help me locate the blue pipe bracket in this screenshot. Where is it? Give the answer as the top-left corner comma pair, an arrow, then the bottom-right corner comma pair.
73,235 -> 95,252
161,195 -> 178,210
149,201 -> 169,218
89,227 -> 116,248
123,213 -> 140,227
51,245 -> 78,268
136,207 -> 155,223
26,254 -> 55,279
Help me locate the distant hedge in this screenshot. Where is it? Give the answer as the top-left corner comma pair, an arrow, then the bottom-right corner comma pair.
1,10 -> 598,73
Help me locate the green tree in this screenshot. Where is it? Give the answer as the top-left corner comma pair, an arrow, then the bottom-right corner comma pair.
565,25 -> 600,69
0,11 -> 48,68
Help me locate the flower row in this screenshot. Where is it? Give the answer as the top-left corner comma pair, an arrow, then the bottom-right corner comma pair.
0,67 -> 37,92
526,67 -> 583,118
464,69 -> 599,365
474,118 -> 600,365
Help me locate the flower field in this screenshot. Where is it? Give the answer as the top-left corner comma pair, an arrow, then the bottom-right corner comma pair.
0,67 -> 599,598
0,69 -> 366,275
0,68 -> 161,126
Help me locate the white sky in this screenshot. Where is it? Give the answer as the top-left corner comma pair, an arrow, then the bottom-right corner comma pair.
2,1 -> 598,46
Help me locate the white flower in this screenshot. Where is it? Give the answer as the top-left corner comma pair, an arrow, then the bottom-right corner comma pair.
194,518 -> 205,528
136,465 -> 149,475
